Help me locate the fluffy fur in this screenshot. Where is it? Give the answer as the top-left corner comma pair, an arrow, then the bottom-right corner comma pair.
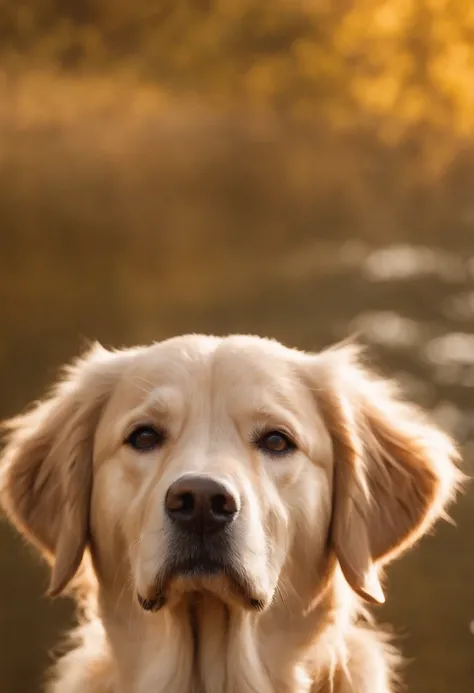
0,334 -> 463,693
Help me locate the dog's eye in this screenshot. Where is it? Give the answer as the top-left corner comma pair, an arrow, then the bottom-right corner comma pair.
257,430 -> 296,455
125,426 -> 165,452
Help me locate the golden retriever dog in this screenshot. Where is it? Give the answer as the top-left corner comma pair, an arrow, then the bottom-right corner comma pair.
0,334 -> 462,693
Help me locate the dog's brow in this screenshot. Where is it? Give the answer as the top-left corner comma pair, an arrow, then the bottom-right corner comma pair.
251,403 -> 302,436
251,382 -> 303,416
116,387 -> 184,435
150,386 -> 178,406
142,386 -> 183,416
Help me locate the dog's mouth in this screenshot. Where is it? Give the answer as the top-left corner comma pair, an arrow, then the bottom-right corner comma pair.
137,554 -> 266,613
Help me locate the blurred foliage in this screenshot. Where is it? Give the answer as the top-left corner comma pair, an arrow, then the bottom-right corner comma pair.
0,0 -> 474,135
0,2 -> 473,693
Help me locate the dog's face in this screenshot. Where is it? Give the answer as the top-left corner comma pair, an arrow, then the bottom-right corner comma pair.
0,335 -> 461,616
88,336 -> 334,612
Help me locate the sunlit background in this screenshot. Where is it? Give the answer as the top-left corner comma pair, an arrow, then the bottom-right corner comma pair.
0,1 -> 473,692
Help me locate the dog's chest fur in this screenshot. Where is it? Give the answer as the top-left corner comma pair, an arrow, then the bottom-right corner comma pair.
111,592 -> 306,693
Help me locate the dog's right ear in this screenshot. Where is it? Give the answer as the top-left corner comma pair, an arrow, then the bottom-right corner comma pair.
0,344 -> 120,597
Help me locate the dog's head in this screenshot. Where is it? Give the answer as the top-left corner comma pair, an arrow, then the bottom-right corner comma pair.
0,335 -> 462,614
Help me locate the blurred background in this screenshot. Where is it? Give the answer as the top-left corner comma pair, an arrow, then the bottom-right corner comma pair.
0,1 -> 473,692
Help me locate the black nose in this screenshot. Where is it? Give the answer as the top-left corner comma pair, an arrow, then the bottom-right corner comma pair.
165,475 -> 239,533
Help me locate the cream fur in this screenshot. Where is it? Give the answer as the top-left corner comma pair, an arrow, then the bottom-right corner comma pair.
0,334 -> 463,693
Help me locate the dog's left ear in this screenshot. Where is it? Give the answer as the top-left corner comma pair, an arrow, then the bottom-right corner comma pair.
0,344 -> 120,597
304,344 -> 463,604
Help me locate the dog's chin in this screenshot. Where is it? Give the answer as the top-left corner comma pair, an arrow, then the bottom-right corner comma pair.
137,560 -> 268,613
